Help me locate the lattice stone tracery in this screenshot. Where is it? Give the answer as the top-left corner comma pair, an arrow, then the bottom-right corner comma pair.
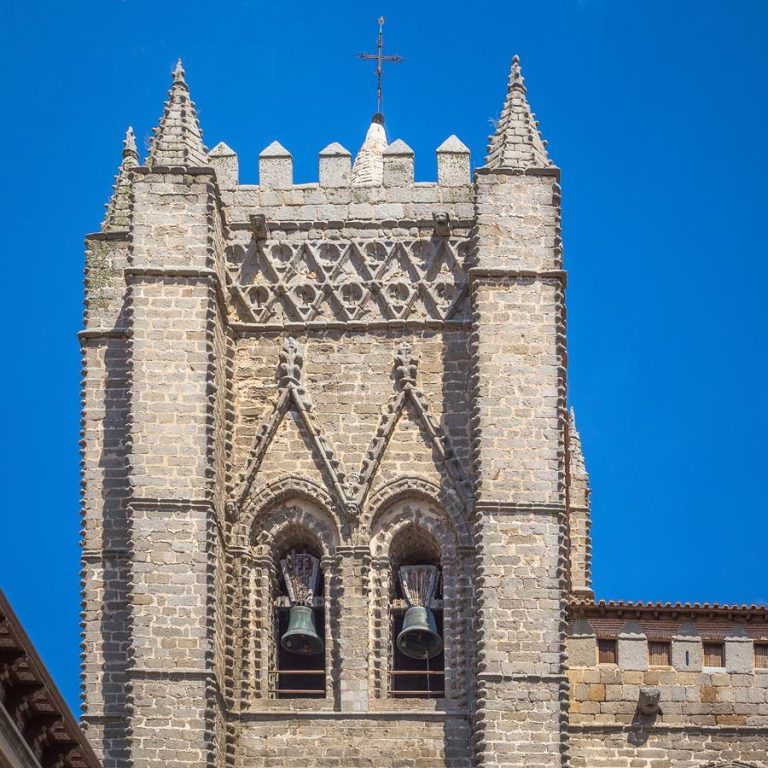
227,237 -> 471,324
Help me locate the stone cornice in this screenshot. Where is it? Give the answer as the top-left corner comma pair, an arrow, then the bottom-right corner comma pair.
475,166 -> 560,179
131,165 -> 216,177
468,268 -> 567,286
227,217 -> 475,233
124,266 -> 228,320
78,328 -> 129,342
568,723 -> 768,735
474,501 -> 566,516
84,230 -> 130,242
229,319 -> 470,334
233,709 -> 470,721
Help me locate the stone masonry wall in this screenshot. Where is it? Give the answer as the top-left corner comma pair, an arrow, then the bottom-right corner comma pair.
566,612 -> 768,766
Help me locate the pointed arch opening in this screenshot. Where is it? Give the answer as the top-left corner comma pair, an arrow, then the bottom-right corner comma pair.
388,523 -> 445,698
269,523 -> 327,699
368,497 -> 474,704
232,496 -> 339,707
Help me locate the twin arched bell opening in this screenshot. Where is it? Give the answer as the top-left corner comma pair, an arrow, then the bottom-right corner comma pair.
279,552 -> 324,656
396,565 -> 443,659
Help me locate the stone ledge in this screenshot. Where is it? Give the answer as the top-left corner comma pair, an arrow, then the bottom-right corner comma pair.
84,230 -> 130,242
569,723 -> 768,734
132,165 -> 216,177
469,268 -> 567,285
128,497 -> 217,511
479,672 -> 569,684
234,709 -> 470,721
81,548 -> 130,561
228,217 -> 475,232
474,501 -> 566,516
127,669 -> 218,681
78,328 -> 129,341
475,166 -> 561,178
229,318 -> 471,334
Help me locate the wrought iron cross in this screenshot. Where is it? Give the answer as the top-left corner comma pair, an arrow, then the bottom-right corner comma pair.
356,16 -> 404,115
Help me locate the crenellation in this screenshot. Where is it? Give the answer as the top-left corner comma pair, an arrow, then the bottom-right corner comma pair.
209,142 -> 239,189
437,135 -> 471,187
382,139 -> 415,187
258,141 -> 293,189
318,143 -> 352,188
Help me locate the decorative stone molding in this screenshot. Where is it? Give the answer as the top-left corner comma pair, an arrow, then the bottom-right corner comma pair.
232,339 -> 350,516
226,236 -> 471,326
352,345 -> 474,511
393,341 -> 418,390
277,336 -> 303,390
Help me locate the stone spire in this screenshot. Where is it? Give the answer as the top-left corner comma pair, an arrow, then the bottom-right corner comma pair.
351,113 -> 388,186
568,407 -> 593,597
102,126 -> 139,232
146,59 -> 208,168
484,55 -> 553,170
568,407 -> 589,494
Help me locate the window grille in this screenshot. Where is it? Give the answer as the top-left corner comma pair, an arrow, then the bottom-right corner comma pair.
755,643 -> 768,669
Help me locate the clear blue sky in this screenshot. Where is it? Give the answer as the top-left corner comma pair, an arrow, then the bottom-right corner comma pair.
0,0 -> 766,713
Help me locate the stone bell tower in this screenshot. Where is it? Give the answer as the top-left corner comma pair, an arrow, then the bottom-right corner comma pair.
80,55 -> 581,768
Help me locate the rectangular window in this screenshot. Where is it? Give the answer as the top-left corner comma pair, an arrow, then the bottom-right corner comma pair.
648,640 -> 671,666
597,638 -> 617,665
703,642 -> 725,668
755,643 -> 768,669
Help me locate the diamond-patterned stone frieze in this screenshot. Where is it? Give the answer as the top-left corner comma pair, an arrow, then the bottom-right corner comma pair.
227,237 -> 471,324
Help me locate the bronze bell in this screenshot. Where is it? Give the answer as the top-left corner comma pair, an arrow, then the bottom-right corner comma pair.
396,604 -> 443,659
281,604 -> 323,656
395,565 -> 443,660
279,552 -> 324,656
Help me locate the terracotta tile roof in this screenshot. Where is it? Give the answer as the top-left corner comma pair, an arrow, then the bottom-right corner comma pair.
0,589 -> 101,768
570,596 -> 768,619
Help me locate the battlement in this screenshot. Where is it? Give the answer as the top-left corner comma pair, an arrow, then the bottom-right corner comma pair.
208,135 -> 472,191
206,136 -> 476,228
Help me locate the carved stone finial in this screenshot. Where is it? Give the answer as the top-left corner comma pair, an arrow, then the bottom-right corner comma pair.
638,686 -> 661,716
278,337 -> 304,389
433,211 -> 451,237
394,342 -> 418,389
250,213 -> 269,241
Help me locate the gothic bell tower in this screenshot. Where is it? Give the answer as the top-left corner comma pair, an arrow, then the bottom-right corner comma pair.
80,53 -> 583,768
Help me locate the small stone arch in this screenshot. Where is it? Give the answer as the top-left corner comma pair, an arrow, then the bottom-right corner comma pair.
699,762 -> 764,768
369,497 -> 459,562
250,500 -> 340,560
232,494 -> 339,705
233,475 -> 342,551
363,476 -> 471,550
